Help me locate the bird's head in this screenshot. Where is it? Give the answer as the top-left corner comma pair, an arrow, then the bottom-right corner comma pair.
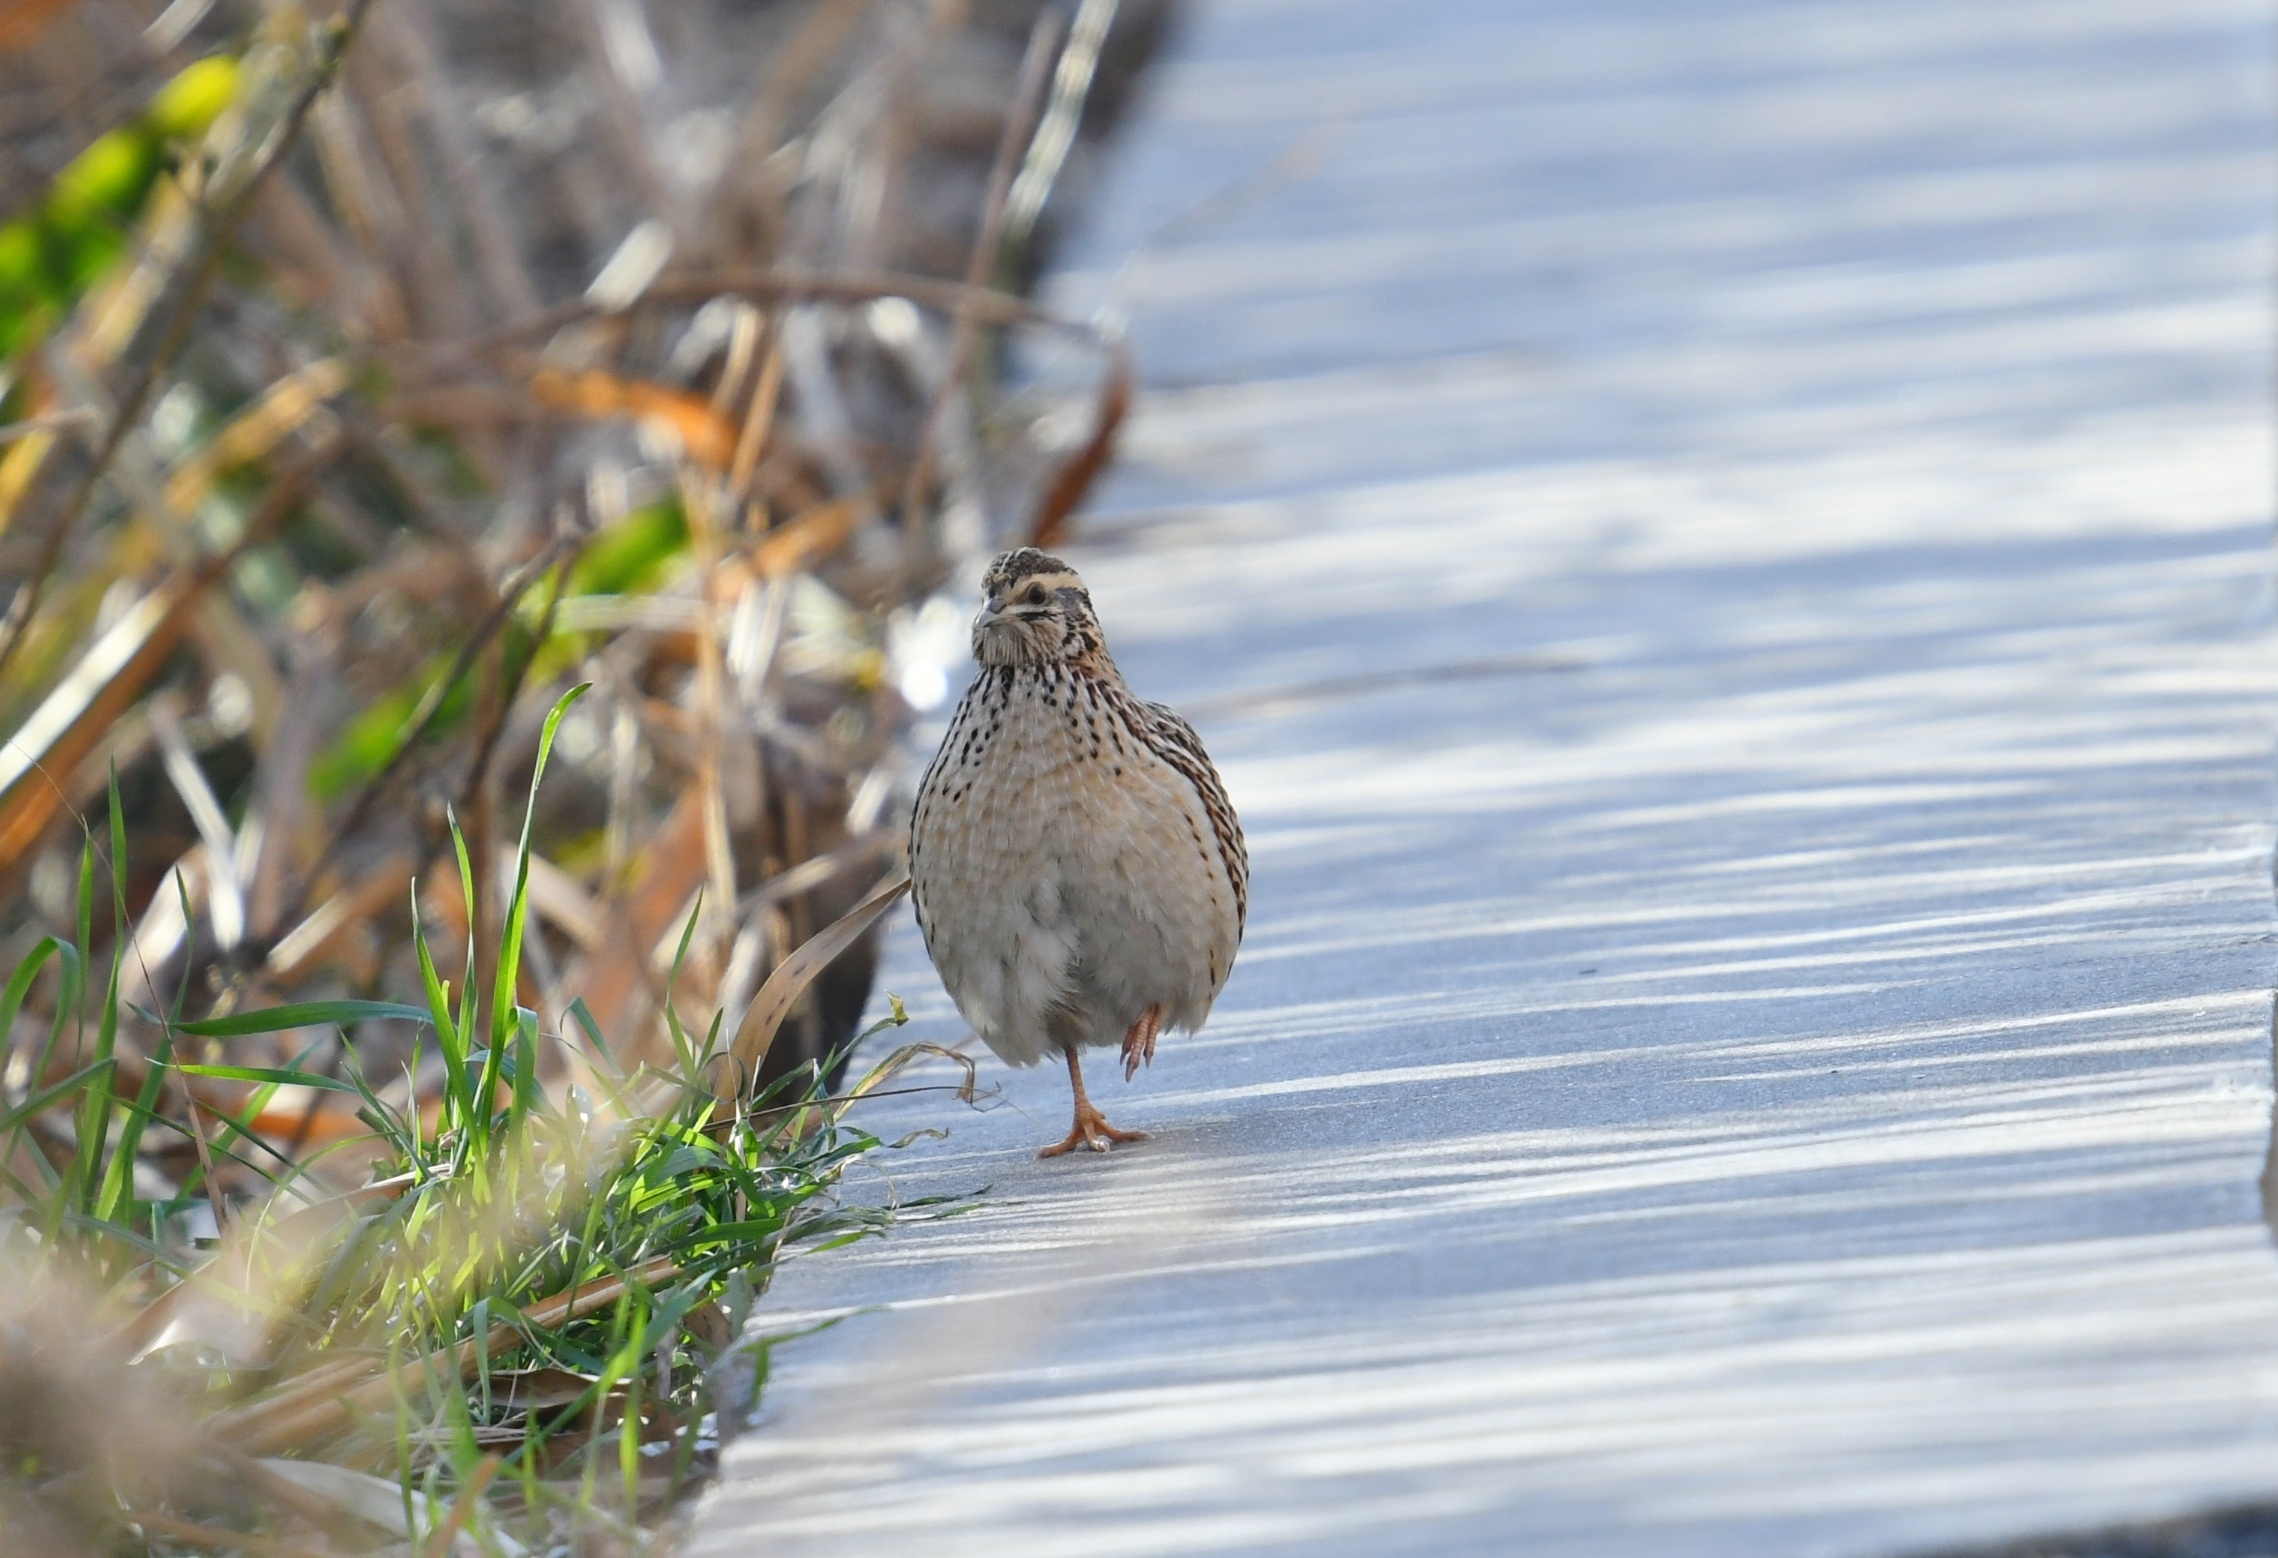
972,547 -> 1103,668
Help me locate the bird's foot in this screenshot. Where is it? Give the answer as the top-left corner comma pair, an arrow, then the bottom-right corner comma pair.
1120,1002 -> 1163,1083
1037,1103 -> 1150,1158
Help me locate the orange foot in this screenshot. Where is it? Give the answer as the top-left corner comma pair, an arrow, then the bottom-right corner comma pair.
1037,1103 -> 1150,1158
1121,1002 -> 1163,1083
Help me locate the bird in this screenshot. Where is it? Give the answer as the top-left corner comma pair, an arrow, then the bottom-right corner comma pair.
909,547 -> 1247,1158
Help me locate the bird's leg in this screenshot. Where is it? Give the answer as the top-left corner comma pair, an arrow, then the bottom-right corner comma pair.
1037,1042 -> 1150,1158
1121,1002 -> 1162,1083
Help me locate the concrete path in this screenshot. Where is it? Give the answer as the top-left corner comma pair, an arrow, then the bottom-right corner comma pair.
691,2 -> 2278,1554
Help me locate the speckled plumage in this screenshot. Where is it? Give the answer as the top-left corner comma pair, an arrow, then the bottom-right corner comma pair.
909,550 -> 1245,1150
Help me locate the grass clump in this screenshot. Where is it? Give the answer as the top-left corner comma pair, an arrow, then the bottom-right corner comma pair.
0,687 -> 930,1556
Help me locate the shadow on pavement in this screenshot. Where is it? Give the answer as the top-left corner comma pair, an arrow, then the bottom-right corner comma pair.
1920,1504 -> 2278,1558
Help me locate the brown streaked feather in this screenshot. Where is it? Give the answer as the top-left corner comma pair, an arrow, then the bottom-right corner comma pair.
1135,698 -> 1247,932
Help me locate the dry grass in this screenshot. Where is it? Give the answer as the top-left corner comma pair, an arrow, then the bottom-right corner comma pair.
0,0 -> 1159,1549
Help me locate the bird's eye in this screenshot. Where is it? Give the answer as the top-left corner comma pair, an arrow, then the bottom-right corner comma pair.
1024,584 -> 1047,606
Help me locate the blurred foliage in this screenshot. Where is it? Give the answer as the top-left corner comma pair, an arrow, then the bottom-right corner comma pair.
0,56 -> 238,358
0,0 -> 1163,1550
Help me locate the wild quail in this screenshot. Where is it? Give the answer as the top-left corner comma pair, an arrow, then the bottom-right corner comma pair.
909,548 -> 1248,1157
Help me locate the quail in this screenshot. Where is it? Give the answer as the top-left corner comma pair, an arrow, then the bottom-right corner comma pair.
909,548 -> 1248,1157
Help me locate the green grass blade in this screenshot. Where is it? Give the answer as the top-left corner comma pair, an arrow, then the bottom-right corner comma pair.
60,1207 -> 192,1272
448,807 -> 478,1051
411,891 -> 468,1126
73,767 -> 132,1227
187,1032 -> 340,1185
0,937 -> 73,1065
175,999 -> 434,1037
511,1005 -> 540,1126
565,996 -> 619,1079
0,1058 -> 116,1136
490,684 -> 589,1048
170,1063 -> 363,1093
94,1011 -> 172,1228
337,1042 -> 415,1156
0,936 -> 83,1185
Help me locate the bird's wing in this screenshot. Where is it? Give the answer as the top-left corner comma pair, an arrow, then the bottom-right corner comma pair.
1141,699 -> 1248,934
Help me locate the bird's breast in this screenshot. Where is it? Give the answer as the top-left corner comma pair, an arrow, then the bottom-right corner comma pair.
917,666 -> 1147,870
909,664 -> 1241,1045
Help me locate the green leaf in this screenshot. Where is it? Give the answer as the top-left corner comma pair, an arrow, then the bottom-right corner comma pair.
0,937 -> 79,1105
146,56 -> 239,141
566,997 -> 618,1076
171,1063 -> 362,1094
491,683 -> 591,1050
564,500 -> 687,598
175,1000 -> 434,1038
95,1008 -> 172,1227
448,808 -> 477,1049
308,655 -> 477,801
75,767 -> 131,1227
0,1058 -> 116,1136
510,1005 -> 540,1126
411,887 -> 467,1125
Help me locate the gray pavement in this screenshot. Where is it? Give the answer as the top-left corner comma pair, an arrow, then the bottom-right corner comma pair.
690,2 -> 2278,1553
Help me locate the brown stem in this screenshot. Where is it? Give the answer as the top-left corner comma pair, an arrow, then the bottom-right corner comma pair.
417,1451 -> 503,1558
897,10 -> 1067,585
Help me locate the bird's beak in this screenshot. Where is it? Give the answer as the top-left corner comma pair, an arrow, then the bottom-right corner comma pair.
974,599 -> 1003,630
